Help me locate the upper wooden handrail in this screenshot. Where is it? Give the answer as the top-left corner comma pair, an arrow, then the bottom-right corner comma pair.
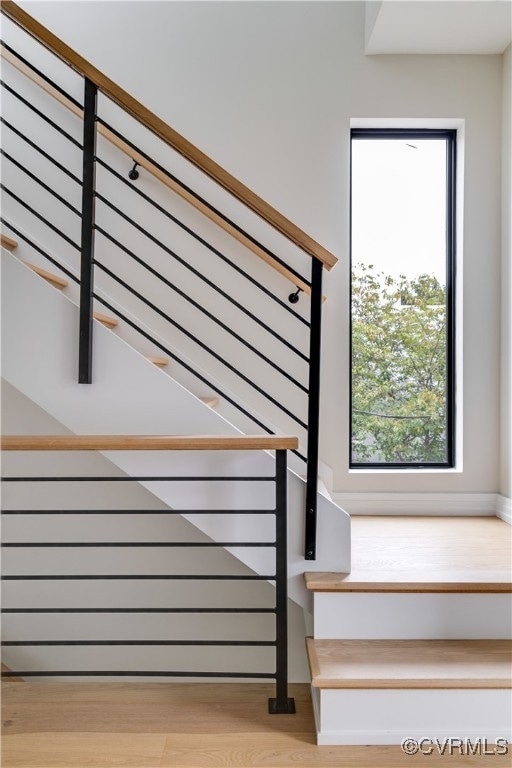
1,1 -> 337,272
1,45 -> 316,297
0,435 -> 299,451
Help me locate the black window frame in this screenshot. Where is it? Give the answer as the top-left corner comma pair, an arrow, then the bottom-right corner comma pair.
349,127 -> 457,469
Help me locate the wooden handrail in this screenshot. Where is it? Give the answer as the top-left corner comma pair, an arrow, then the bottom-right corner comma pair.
1,1 -> 337,272
1,45 -> 316,296
0,434 -> 299,451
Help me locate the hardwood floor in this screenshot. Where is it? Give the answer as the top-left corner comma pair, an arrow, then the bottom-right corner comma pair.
2,681 -> 510,767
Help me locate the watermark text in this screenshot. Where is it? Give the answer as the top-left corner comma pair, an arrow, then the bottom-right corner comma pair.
401,737 -> 509,756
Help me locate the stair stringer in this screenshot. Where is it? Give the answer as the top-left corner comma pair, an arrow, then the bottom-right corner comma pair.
1,250 -> 351,610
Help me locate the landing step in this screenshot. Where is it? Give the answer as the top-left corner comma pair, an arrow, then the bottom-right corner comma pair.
21,261 -> 69,290
93,312 -> 118,329
1,234 -> 18,251
146,355 -> 169,367
307,638 -> 512,689
305,516 -> 512,593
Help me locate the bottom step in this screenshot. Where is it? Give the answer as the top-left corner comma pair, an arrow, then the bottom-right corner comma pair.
307,639 -> 512,745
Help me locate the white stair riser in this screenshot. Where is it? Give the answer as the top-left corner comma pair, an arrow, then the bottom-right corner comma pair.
313,592 -> 512,639
311,687 -> 512,745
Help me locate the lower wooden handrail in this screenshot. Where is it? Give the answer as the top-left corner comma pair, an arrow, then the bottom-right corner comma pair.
0,435 -> 298,451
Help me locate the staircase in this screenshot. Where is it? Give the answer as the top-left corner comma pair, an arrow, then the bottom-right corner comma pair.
305,516 -> 512,745
2,1 -> 511,745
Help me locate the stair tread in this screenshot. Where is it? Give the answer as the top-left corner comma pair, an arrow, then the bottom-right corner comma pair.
146,355 -> 169,367
200,397 -> 219,408
306,638 -> 512,689
93,312 -> 118,329
21,261 -> 69,289
1,234 -> 18,251
305,516 -> 512,593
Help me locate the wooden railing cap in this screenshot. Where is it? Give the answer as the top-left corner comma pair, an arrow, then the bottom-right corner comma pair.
0,435 -> 299,451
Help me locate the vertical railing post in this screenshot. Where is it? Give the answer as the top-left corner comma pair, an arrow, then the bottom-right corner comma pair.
305,257 -> 323,560
78,77 -> 98,384
268,449 -> 295,714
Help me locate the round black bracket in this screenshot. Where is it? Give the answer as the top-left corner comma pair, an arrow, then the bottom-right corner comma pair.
288,286 -> 302,304
128,161 -> 139,181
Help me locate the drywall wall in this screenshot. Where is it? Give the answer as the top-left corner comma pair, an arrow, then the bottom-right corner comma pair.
10,1 -> 505,496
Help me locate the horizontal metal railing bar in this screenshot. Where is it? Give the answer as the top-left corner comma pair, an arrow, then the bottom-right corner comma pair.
0,186 -> 81,250
0,79 -> 82,148
90,295 -> 307,463
1,476 -> 276,482
94,255 -> 308,388
2,574 -> 277,581
95,195 -> 310,352
96,157 -> 310,327
93,218 -> 308,365
2,541 -> 276,547
1,150 -> 81,216
1,509 -> 277,515
1,670 -> 276,678
90,261 -> 308,429
1,40 -> 83,110
1,607 -> 276,613
2,640 -> 276,647
0,220 -> 80,283
1,118 -> 82,184
94,119 -> 313,287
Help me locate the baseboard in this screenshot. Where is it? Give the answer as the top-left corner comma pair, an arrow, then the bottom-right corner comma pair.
497,495 -> 512,524
331,492 -> 498,516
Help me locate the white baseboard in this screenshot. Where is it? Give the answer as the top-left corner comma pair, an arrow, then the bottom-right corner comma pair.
497,495 -> 512,524
331,492 -> 498,516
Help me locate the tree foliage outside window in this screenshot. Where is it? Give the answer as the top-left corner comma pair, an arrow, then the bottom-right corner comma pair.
351,263 -> 447,464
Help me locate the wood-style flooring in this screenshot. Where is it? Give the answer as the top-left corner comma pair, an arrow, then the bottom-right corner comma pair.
2,681 -> 510,767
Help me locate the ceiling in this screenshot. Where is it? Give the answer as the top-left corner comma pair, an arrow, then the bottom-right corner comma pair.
365,1 -> 512,54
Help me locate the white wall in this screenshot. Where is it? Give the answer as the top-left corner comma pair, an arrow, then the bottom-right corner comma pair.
500,43 -> 511,501
11,1 -> 505,497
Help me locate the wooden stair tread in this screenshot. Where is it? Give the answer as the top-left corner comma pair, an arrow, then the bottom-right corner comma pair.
306,638 -> 512,689
93,312 -> 118,329
1,234 -> 18,251
304,571 -> 512,593
146,355 -> 169,367
21,261 -> 69,289
199,397 -> 219,408
305,516 -> 512,593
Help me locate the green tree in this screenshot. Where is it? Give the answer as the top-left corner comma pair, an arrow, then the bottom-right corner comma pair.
351,263 -> 447,464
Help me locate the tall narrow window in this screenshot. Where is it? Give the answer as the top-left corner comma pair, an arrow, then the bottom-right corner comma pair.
350,129 -> 456,468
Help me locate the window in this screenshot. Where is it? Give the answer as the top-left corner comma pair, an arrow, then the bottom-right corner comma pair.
350,129 -> 456,468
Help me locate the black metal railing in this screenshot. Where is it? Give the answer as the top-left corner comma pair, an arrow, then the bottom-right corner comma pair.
0,435 -> 296,714
0,24 -> 325,558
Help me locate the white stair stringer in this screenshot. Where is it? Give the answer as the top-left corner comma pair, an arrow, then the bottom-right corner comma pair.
1,249 -> 351,610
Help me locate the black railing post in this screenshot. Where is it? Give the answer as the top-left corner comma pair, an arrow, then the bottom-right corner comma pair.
305,257 -> 323,560
78,77 -> 97,384
268,449 -> 295,714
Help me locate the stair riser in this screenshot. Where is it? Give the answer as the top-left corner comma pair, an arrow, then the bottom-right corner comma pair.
312,687 -> 512,745
314,592 -> 512,639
